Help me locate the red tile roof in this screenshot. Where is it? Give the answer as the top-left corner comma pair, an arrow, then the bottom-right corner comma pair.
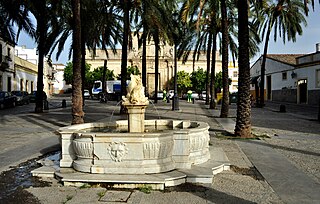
267,54 -> 304,65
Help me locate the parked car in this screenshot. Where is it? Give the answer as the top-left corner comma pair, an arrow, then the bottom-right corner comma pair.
29,91 -> 37,103
11,91 -> 30,105
84,89 -> 90,99
29,91 -> 47,103
168,90 -> 174,99
182,91 -> 199,100
0,91 -> 16,109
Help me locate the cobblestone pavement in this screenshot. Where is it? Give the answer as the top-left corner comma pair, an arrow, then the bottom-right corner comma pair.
1,97 -> 319,203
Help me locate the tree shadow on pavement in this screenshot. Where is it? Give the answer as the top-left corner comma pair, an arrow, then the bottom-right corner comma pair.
166,183 -> 256,204
240,140 -> 320,157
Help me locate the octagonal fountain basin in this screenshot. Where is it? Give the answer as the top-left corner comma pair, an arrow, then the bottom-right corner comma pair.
59,120 -> 210,174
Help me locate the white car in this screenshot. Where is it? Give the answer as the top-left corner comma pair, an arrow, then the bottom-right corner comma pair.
84,89 -> 90,99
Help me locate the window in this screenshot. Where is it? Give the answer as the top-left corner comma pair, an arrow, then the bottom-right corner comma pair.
31,81 -> 34,93
20,79 -> 24,91
316,69 -> 320,88
7,77 -> 11,92
282,72 -> 287,80
0,75 -> 2,90
233,71 -> 238,78
0,44 -> 2,62
26,80 -> 29,92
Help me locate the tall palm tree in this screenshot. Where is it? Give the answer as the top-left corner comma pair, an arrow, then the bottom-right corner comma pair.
235,0 -> 252,137
26,0 -> 64,113
220,0 -> 229,118
120,0 -> 130,114
258,0 -> 307,107
71,0 -> 84,124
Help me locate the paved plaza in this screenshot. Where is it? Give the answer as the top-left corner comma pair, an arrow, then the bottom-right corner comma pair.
0,95 -> 319,203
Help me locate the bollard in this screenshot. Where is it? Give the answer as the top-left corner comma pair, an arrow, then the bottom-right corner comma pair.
62,99 -> 66,108
279,104 -> 286,113
43,100 -> 49,110
192,98 -> 195,104
167,96 -> 170,103
318,97 -> 320,122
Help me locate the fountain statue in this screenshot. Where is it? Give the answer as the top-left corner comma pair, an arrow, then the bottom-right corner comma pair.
58,75 -> 210,175
122,74 -> 149,133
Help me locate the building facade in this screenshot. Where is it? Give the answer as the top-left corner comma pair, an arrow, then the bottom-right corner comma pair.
0,37 -> 15,92
85,34 -> 233,95
15,46 -> 54,96
52,63 -> 70,94
250,44 -> 320,105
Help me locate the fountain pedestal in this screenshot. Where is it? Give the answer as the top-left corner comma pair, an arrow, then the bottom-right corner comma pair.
124,104 -> 147,133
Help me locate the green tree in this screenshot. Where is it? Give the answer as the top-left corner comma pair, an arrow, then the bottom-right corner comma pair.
258,0 -> 307,107
190,68 -> 207,95
63,62 -> 95,88
117,65 -> 141,81
169,71 -> 192,96
92,66 -> 115,82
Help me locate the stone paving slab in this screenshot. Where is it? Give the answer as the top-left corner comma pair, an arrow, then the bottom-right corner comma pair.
237,140 -> 320,204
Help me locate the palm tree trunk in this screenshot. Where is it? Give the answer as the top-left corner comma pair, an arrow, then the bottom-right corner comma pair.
142,33 -> 147,89
206,32 -> 212,105
120,0 -> 129,114
71,0 -> 84,124
102,60 -> 107,93
210,32 -> 217,109
81,32 -> 86,105
154,32 -> 159,103
35,13 -> 46,113
259,25 -> 271,107
220,0 -> 229,118
235,0 -> 252,138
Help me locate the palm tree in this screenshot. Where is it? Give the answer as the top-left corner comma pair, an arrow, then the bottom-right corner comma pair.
25,0 -> 64,113
220,0 -> 229,118
120,0 -> 130,114
234,0 -> 252,137
70,0 -> 84,124
0,0 -> 34,42
258,0 -> 307,107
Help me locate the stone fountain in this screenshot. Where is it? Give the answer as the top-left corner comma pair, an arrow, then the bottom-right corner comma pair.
47,74 -> 231,189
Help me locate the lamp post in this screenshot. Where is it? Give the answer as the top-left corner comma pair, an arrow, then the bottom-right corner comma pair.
172,44 -> 179,110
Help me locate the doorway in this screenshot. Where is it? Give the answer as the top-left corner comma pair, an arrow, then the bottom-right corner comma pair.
298,79 -> 307,104
267,75 -> 271,100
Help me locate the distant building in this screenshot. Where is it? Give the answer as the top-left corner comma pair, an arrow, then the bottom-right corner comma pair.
85,34 -> 232,95
52,63 -> 70,94
250,43 -> 320,105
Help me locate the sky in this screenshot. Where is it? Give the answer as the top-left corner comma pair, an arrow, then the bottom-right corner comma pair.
16,4 -> 319,66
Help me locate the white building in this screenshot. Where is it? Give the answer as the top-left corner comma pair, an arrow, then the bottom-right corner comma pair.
0,37 -> 15,92
14,56 -> 38,93
15,46 -> 54,96
52,63 -> 70,94
250,44 -> 320,105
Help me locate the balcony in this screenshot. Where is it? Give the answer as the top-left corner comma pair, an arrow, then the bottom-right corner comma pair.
0,55 -> 13,71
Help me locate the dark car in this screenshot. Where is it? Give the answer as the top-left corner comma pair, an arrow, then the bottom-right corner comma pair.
0,91 -> 17,109
11,91 -> 30,105
29,91 -> 47,103
29,91 -> 37,103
